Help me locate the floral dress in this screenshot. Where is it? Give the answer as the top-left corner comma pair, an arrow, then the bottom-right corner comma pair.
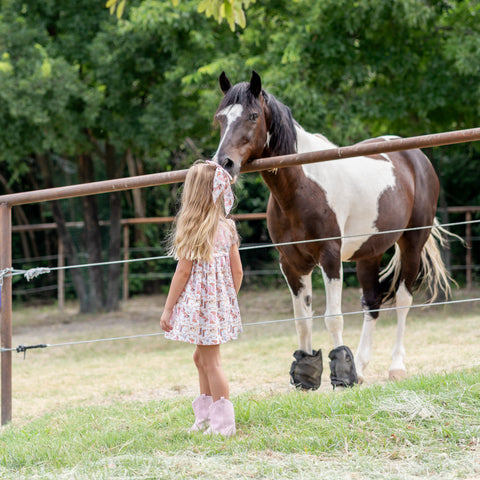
165,219 -> 242,345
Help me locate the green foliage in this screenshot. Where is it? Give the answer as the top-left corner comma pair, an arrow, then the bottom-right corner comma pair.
107,0 -> 255,31
1,0 -> 480,301
196,0 -> 253,30
227,0 -> 480,142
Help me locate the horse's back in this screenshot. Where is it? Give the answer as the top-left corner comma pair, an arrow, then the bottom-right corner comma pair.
297,132 -> 439,259
358,136 -> 440,225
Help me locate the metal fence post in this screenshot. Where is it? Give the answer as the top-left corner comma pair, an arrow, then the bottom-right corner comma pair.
0,203 -> 12,425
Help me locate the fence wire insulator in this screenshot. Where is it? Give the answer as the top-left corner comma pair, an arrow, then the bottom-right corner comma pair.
24,267 -> 51,282
16,343 -> 48,360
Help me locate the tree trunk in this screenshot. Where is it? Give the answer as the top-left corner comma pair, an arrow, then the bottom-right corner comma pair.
51,202 -> 90,312
0,173 -> 37,259
105,143 -> 122,311
78,153 -> 105,312
126,149 -> 145,218
36,154 -> 89,312
126,149 -> 147,244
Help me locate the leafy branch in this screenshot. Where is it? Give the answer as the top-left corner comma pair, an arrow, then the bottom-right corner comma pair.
105,0 -> 254,30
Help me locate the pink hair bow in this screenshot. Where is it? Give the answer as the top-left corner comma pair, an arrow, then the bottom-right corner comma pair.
206,160 -> 234,214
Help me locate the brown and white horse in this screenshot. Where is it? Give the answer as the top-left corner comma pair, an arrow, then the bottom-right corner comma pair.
213,71 -> 451,387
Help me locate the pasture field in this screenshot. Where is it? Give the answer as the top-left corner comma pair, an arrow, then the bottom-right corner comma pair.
1,287 -> 479,479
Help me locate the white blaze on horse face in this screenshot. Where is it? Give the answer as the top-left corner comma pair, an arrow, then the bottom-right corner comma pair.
213,104 -> 244,163
295,127 -> 396,261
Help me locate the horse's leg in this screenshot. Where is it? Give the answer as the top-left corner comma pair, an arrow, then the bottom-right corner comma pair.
320,256 -> 358,388
388,279 -> 411,380
315,242 -> 343,347
354,256 -> 384,384
292,273 -> 314,354
388,233 -> 427,380
320,266 -> 344,348
280,260 -> 314,354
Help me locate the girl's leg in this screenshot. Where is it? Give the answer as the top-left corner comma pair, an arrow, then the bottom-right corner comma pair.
195,345 -> 229,401
190,346 -> 213,432
197,345 -> 236,436
193,346 -> 211,395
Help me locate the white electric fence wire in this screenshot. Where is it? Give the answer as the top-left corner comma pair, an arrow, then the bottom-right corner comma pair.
0,217 -> 478,354
1,296 -> 479,354
0,218 -> 478,283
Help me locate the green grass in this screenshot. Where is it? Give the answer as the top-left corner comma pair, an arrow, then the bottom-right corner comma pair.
3,288 -> 480,478
1,369 -> 479,479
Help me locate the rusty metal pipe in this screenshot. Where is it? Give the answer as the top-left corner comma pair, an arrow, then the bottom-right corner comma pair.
0,170 -> 188,207
1,127 -> 480,207
242,127 -> 480,173
0,203 -> 12,425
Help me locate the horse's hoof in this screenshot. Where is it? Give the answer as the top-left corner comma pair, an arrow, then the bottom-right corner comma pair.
328,346 -> 358,388
388,369 -> 406,381
289,349 -> 323,390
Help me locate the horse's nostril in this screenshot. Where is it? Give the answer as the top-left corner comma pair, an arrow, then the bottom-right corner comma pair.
222,158 -> 234,171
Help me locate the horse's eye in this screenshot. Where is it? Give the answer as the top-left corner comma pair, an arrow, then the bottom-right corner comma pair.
249,112 -> 259,122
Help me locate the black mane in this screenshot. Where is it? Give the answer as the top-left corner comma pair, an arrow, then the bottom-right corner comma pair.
263,91 -> 297,157
216,82 -> 297,157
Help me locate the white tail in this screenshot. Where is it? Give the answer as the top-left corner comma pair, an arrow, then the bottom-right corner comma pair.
379,219 -> 460,302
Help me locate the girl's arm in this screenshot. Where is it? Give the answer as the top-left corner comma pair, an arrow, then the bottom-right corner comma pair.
229,243 -> 243,294
160,258 -> 193,332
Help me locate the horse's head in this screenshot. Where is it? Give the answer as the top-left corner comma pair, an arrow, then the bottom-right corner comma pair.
213,71 -> 269,179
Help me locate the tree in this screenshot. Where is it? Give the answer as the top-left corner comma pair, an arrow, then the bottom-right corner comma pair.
0,0 -> 224,311
207,0 -> 480,142
0,1 -> 105,311
1,0 -> 479,304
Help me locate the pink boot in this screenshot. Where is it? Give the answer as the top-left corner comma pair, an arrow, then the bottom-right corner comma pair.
189,394 -> 213,432
204,397 -> 236,437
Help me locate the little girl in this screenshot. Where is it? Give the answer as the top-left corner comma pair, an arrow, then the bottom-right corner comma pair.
160,160 -> 243,437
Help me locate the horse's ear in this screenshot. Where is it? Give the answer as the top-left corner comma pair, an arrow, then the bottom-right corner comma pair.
249,71 -> 262,97
219,71 -> 231,95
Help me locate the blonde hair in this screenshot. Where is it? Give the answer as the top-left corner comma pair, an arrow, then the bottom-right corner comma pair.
169,161 -> 235,262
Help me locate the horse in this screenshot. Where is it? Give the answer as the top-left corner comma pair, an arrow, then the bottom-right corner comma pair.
212,71 -> 453,389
